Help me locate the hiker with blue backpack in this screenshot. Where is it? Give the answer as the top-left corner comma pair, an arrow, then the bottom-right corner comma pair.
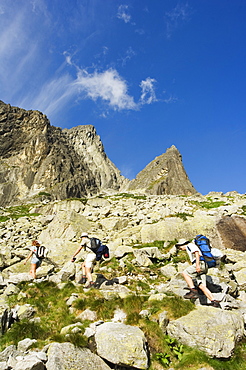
176,236 -> 221,308
71,232 -> 109,288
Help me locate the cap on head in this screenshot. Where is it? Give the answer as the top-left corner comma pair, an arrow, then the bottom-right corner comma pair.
81,232 -> 88,238
175,238 -> 189,247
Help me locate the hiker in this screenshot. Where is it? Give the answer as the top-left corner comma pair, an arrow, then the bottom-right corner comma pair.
71,232 -> 96,288
23,240 -> 42,279
176,239 -> 221,308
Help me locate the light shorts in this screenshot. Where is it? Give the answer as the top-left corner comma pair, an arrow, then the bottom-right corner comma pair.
31,255 -> 42,268
84,253 -> 96,268
183,260 -> 208,286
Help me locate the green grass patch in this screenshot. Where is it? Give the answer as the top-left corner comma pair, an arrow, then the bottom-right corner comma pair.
173,338 -> 246,370
0,319 -> 46,348
37,192 -> 51,197
0,216 -> 9,222
74,292 -> 125,321
168,213 -> 194,221
190,199 -> 226,209
147,295 -> 194,320
0,281 -> 78,350
241,205 -> 246,215
108,193 -> 147,200
0,204 -> 40,221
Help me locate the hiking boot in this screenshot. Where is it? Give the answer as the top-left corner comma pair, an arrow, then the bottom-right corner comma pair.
210,300 -> 221,308
183,288 -> 199,299
78,276 -> 87,284
85,281 -> 95,289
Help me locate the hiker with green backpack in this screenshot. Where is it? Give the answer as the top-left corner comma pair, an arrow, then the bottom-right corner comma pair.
176,237 -> 221,308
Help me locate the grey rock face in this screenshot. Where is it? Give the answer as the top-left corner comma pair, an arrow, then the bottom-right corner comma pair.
0,101 -> 126,206
63,125 -> 128,192
167,306 -> 244,358
128,145 -> 197,195
46,342 -> 111,370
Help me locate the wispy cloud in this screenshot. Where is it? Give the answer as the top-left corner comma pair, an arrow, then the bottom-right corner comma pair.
19,73 -> 76,118
0,1 -> 50,101
140,78 -> 158,105
117,5 -> 131,23
165,3 -> 192,38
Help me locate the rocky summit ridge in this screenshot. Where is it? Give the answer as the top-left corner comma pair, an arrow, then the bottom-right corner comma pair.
0,101 -> 126,207
0,100 -> 196,207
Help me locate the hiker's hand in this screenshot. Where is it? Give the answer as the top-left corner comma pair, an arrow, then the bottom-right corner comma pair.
71,257 -> 76,262
196,265 -> 201,273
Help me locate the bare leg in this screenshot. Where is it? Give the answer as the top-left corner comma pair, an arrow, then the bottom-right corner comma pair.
182,272 -> 195,289
198,283 -> 214,302
30,264 -> 37,279
85,267 -> 92,283
81,262 -> 86,276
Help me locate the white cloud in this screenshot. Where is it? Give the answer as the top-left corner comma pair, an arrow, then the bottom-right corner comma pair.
139,78 -> 157,105
74,68 -> 138,111
117,5 -> 131,23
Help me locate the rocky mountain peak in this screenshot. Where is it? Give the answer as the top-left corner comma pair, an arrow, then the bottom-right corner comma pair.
0,101 -> 126,206
128,145 -> 197,195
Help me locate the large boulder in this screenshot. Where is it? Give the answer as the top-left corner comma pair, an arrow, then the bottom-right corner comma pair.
140,212 -> 215,243
133,246 -> 165,266
95,322 -> 149,369
46,342 -> 111,370
167,306 -> 244,358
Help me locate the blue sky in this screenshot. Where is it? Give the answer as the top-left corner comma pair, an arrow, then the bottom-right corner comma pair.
1,0 -> 246,195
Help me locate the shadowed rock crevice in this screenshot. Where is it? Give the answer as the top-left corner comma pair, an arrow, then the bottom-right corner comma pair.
216,215 -> 246,251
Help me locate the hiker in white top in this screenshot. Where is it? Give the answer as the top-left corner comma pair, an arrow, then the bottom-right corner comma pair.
176,239 -> 221,308
23,240 -> 42,279
71,232 -> 96,287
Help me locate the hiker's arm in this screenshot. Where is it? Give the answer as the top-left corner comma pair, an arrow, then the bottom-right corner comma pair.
195,251 -> 201,272
24,251 -> 33,265
71,246 -> 82,261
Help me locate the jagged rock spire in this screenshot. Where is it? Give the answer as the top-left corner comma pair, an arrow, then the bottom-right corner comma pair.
127,145 -> 197,195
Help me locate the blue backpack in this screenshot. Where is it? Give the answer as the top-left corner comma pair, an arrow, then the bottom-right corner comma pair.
95,244 -> 110,261
194,235 -> 216,268
90,238 -> 110,261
